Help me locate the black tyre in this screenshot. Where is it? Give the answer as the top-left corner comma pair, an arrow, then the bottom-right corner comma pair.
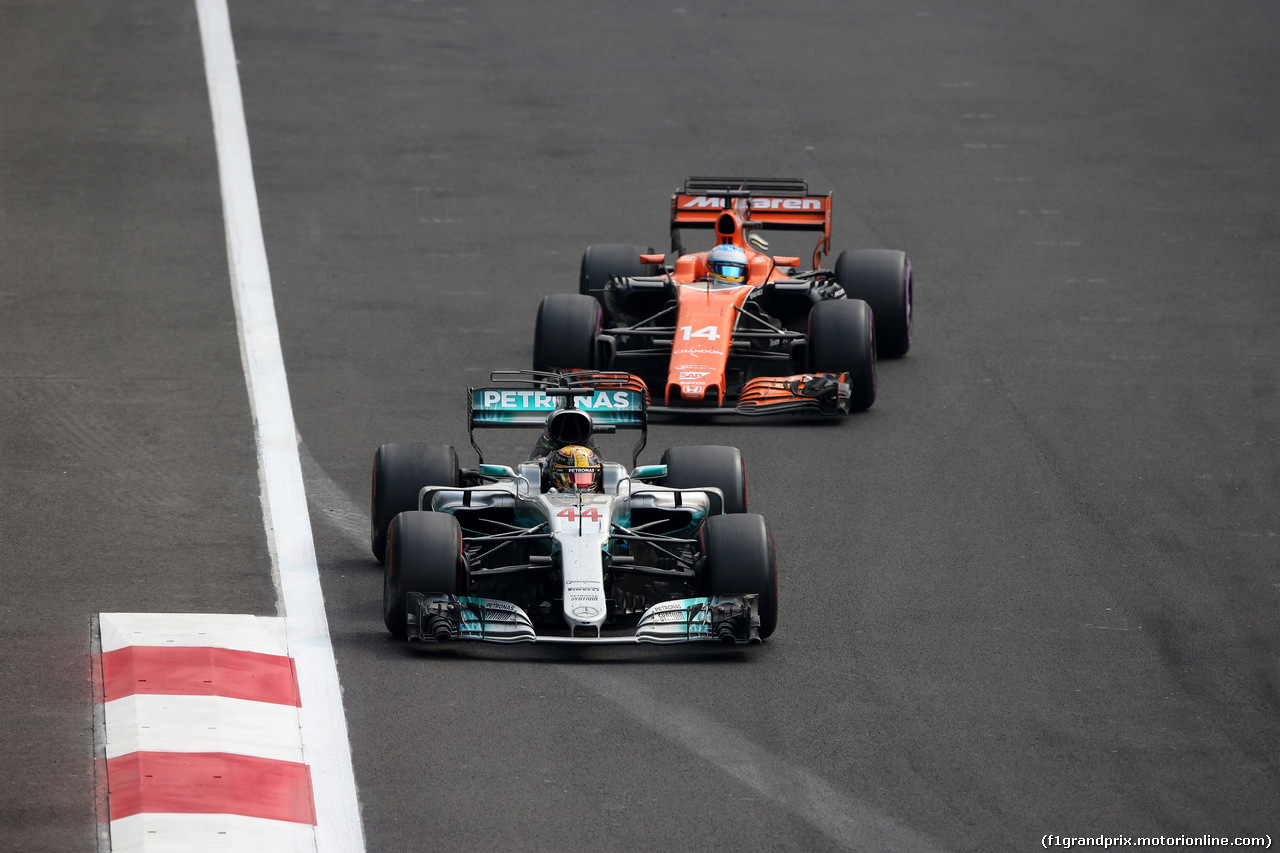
383,511 -> 464,639
579,244 -> 659,303
808,298 -> 876,413
834,249 -> 912,358
533,293 -> 601,372
699,513 -> 778,639
661,445 -> 747,514
371,443 -> 459,562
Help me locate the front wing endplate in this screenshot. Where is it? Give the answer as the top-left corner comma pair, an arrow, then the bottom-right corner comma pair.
735,373 -> 850,416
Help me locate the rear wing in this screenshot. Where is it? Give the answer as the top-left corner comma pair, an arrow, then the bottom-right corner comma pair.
467,370 -> 649,465
669,176 -> 832,266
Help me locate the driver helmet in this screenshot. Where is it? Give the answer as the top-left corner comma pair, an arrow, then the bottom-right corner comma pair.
706,243 -> 749,285
549,445 -> 603,493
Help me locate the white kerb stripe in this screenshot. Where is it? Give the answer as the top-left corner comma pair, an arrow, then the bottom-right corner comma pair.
99,613 -> 288,656
194,1 -> 364,851
110,813 -> 316,853
103,694 -> 304,763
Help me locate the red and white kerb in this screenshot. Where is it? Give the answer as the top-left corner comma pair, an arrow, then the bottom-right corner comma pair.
98,613 -> 318,852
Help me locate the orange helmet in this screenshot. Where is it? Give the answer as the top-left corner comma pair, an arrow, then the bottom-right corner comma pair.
549,445 -> 603,493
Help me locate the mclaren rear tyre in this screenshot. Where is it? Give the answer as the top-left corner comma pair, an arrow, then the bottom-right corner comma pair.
661,445 -> 747,514
383,511 -> 465,640
579,243 -> 659,303
533,293 -> 601,372
834,249 -> 912,358
699,513 -> 778,639
371,443 -> 459,562
808,298 -> 876,413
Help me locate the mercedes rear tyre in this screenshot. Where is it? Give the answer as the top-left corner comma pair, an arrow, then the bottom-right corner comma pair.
808,298 -> 876,413
834,249 -> 912,358
699,513 -> 778,639
383,511 -> 464,640
370,443 -> 459,562
661,445 -> 747,514
533,293 -> 601,372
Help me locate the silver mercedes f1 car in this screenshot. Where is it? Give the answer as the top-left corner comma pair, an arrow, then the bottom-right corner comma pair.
370,370 -> 777,645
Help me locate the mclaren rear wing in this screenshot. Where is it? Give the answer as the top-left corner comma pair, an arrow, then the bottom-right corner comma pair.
669,176 -> 832,265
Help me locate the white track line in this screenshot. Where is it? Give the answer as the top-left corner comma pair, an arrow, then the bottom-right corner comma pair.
558,667 -> 948,853
195,1 -> 364,850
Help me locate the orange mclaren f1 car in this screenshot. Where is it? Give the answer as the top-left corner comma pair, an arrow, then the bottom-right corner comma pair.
533,177 -> 913,417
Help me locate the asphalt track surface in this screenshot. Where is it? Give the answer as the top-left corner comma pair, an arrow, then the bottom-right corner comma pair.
3,2 -> 1279,851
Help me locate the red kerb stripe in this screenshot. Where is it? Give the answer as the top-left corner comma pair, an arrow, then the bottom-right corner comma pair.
107,751 -> 315,824
101,646 -> 300,706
